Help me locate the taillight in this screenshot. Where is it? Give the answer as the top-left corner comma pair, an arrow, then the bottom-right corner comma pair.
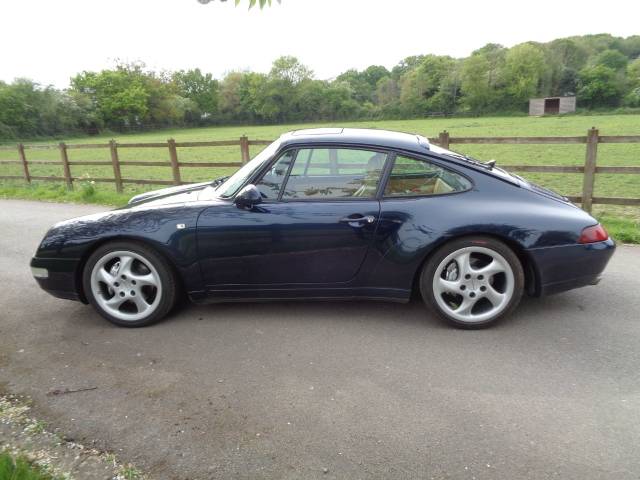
579,224 -> 609,244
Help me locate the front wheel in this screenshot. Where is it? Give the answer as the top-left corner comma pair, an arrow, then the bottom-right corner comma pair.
82,241 -> 178,327
420,237 -> 524,328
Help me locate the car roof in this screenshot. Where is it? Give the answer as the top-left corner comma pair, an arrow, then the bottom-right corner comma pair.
279,128 -> 430,154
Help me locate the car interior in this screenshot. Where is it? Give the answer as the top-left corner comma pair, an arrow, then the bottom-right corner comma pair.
256,148 -> 463,200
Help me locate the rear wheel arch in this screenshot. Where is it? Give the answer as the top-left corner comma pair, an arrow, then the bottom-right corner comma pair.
418,234 -> 526,328
410,233 -> 538,298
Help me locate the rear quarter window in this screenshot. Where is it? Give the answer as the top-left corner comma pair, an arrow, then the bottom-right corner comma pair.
384,155 -> 472,197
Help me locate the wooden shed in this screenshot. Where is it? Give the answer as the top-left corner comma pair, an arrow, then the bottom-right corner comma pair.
529,96 -> 576,115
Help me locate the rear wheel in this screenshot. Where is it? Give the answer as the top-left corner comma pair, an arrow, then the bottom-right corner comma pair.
420,237 -> 524,328
82,241 -> 177,327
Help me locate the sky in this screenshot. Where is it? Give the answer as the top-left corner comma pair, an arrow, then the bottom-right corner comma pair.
0,0 -> 638,88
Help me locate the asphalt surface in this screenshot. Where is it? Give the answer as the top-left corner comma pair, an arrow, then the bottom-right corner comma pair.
1,199 -> 639,480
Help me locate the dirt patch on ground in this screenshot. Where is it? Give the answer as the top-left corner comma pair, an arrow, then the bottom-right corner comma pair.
0,393 -> 145,479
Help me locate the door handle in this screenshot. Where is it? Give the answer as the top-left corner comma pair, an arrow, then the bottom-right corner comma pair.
339,215 -> 376,225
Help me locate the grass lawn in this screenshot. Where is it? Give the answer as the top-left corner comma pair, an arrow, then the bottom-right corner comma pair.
0,452 -> 62,480
1,113 -> 639,241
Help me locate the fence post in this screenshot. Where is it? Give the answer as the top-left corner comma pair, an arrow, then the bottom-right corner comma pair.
581,127 -> 599,213
438,130 -> 450,149
167,139 -> 181,185
240,135 -> 250,164
58,142 -> 73,190
17,143 -> 30,184
109,140 -> 123,193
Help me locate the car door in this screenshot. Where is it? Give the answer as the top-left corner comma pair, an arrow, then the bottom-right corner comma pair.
197,146 -> 389,288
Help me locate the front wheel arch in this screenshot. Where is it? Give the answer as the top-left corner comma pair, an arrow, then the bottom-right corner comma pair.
75,236 -> 185,304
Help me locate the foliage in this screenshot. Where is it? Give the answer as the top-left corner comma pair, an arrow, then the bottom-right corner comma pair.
503,43 -> 548,106
235,0 -> 281,9
577,65 -> 624,108
1,34 -> 640,141
173,68 -> 219,123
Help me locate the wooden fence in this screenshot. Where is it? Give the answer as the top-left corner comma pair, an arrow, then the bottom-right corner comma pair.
0,136 -> 270,191
1,128 -> 639,213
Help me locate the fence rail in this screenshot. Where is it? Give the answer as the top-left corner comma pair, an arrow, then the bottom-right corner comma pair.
0,128 -> 639,212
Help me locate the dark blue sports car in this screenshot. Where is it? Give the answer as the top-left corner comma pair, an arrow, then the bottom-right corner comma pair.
31,128 -> 615,328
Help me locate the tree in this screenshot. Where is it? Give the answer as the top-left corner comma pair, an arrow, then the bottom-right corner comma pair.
577,65 -> 623,108
593,49 -> 629,71
620,35 -> 640,59
375,77 -> 400,107
548,38 -> 589,71
336,69 -> 375,103
362,65 -> 390,88
557,67 -> 578,95
503,43 -> 547,106
218,72 -> 246,121
623,58 -> 640,107
461,55 -> 498,113
398,55 -> 459,115
391,55 -> 425,78
270,56 -> 312,85
294,79 -> 329,121
173,69 -> 219,122
460,44 -> 508,113
71,68 -> 150,127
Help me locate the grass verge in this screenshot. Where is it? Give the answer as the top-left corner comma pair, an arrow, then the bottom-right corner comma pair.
0,181 -> 131,207
596,215 -> 640,243
0,452 -> 62,480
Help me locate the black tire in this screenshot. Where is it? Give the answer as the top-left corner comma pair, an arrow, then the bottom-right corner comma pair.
82,241 -> 178,327
420,236 -> 525,329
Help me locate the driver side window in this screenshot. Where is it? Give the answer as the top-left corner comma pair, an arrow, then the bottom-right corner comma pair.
282,148 -> 387,200
254,150 -> 295,200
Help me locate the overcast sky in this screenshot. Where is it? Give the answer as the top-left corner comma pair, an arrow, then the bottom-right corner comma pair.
1,0 -> 638,88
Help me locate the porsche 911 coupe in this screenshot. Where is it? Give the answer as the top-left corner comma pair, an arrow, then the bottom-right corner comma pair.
31,128 -> 615,328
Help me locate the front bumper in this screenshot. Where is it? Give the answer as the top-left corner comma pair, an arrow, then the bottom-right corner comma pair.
527,238 -> 615,296
30,256 -> 84,302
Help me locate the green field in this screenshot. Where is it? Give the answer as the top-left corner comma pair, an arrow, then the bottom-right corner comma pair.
1,114 -> 639,241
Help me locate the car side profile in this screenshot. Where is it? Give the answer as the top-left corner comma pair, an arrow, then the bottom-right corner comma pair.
31,128 -> 615,328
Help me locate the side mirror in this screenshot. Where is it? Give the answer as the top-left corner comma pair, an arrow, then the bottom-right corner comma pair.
234,184 -> 263,209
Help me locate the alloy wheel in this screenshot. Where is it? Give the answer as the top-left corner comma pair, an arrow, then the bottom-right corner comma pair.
90,250 -> 163,322
431,246 -> 515,324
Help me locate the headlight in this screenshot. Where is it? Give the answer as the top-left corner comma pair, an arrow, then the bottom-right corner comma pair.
31,266 -> 49,279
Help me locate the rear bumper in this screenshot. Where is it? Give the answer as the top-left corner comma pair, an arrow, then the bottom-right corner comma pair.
527,238 -> 615,296
30,256 -> 84,302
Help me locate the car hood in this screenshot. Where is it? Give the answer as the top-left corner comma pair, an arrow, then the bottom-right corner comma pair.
126,181 -> 212,207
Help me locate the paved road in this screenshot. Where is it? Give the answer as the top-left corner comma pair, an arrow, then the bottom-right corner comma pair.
1,199 -> 639,480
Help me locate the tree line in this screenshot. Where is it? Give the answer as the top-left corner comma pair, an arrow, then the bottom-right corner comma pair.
1,33 -> 639,140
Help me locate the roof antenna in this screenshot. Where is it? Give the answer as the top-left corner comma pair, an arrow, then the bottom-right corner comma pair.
485,159 -> 496,170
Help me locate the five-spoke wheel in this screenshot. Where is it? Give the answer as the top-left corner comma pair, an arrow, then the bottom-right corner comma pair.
421,237 -> 524,328
83,242 -> 177,327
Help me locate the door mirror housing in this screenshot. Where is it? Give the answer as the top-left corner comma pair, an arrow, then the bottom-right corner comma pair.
234,184 -> 263,208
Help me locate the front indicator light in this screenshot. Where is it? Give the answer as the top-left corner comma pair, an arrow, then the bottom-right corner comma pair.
31,267 -> 49,279
579,224 -> 609,244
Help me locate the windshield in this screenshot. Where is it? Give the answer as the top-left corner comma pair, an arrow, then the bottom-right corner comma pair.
216,140 -> 281,198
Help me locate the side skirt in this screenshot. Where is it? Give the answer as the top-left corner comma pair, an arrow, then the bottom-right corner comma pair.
188,287 -> 411,305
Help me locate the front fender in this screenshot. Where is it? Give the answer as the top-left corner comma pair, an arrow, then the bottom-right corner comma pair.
34,203 -> 206,294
